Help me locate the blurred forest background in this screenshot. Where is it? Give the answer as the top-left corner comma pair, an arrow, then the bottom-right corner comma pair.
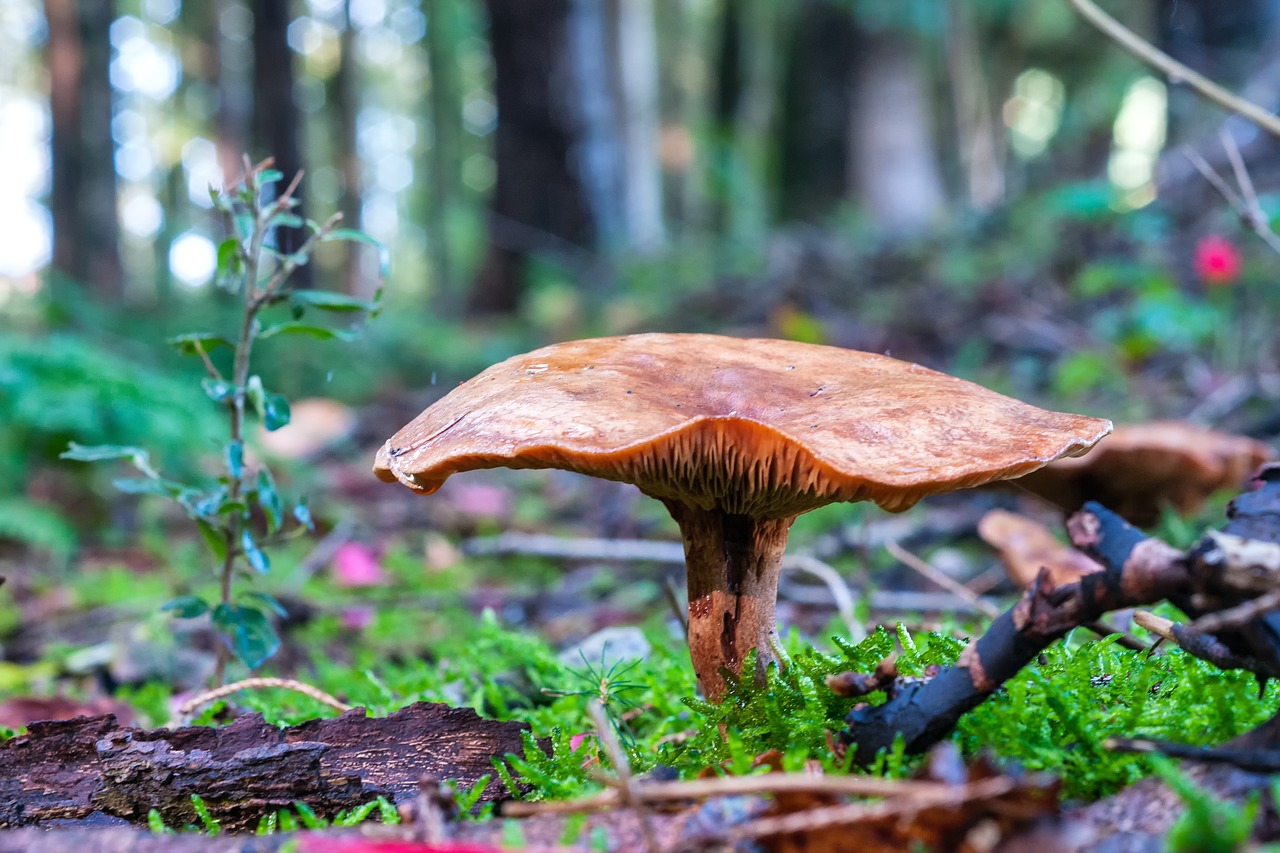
5,0 -> 1280,552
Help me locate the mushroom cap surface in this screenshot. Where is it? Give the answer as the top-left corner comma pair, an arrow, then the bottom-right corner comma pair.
375,334 -> 1111,517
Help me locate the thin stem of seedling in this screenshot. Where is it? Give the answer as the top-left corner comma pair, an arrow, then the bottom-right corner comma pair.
212,159 -> 344,685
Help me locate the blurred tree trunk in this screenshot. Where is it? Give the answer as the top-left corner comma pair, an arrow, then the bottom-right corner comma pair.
945,0 -> 1004,211
847,32 -> 946,232
427,0 -> 463,311
469,0 -> 662,316
470,0 -> 591,316
611,0 -> 663,250
658,0 -> 716,232
213,0 -> 252,182
44,0 -> 123,297
251,0 -> 309,286
333,0 -> 363,295
778,0 -> 856,221
713,0 -> 791,242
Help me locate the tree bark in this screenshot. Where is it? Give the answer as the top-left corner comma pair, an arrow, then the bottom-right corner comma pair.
0,703 -> 529,830
44,0 -> 123,298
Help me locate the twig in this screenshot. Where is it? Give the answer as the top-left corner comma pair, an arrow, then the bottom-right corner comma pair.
885,540 -> 1001,620
662,575 -> 689,636
1067,0 -> 1280,139
1133,610 -> 1176,643
467,531 -> 988,615
501,770 -> 979,817
1182,146 -> 1247,214
175,676 -> 351,723
722,776 -> 1017,843
847,503 -> 1190,764
777,554 -> 864,642
1220,131 -> 1280,255
1187,588 -> 1280,635
588,702 -> 660,853
1107,736 -> 1280,773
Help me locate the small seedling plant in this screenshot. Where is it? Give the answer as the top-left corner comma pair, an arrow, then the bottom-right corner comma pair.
64,158 -> 383,683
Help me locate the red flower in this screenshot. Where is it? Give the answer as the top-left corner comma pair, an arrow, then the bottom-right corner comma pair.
1194,235 -> 1242,285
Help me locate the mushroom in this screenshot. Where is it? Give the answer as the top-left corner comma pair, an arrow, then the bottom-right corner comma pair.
1014,420 -> 1274,525
373,334 -> 1111,700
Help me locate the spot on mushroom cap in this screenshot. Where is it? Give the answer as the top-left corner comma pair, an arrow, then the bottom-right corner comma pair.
374,334 -> 1112,517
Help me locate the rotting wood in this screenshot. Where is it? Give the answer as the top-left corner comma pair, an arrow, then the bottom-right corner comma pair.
0,702 -> 529,830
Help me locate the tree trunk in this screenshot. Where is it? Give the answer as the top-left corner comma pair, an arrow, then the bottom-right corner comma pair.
469,0 -> 593,315
847,32 -> 946,233
213,0 -> 252,183
251,0 -> 309,286
945,0 -> 1004,211
44,0 -> 123,298
469,0 -> 662,316
778,0 -> 857,222
333,0 -> 364,296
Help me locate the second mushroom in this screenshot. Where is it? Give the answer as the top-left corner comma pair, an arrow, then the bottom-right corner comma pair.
375,334 -> 1111,701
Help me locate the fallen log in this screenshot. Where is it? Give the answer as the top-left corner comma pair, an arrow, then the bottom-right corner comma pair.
0,702 -> 528,830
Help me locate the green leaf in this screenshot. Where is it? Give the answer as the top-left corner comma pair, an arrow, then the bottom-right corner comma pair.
241,591 -> 288,618
258,469 -> 282,534
183,486 -> 230,520
293,501 -> 315,531
258,321 -> 358,341
162,595 -> 210,618
62,443 -> 160,479
246,375 -> 266,418
168,332 -> 233,356
196,519 -> 228,561
324,228 -> 382,249
212,603 -> 280,669
323,228 -> 390,281
289,290 -> 379,313
215,238 -> 243,288
202,377 -> 236,404
225,441 -> 244,479
259,168 -> 285,185
112,477 -> 188,497
264,394 -> 291,431
241,529 -> 270,573
269,212 -> 304,230
61,443 -> 148,463
292,802 -> 325,830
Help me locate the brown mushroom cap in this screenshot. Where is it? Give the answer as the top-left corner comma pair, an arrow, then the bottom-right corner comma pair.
1015,420 -> 1275,523
374,334 -> 1111,514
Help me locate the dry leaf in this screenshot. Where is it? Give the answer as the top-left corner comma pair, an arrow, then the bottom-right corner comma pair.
977,509 -> 1102,590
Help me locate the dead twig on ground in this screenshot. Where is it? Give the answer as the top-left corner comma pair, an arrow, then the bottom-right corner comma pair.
175,676 -> 352,724
500,769 -> 990,817
885,540 -> 1001,620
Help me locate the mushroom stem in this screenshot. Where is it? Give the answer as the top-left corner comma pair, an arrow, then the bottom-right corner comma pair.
664,501 -> 795,701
